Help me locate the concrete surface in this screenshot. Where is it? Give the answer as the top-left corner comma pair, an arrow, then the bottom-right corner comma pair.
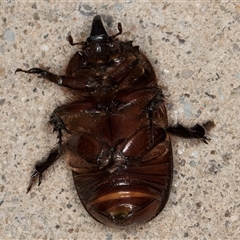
1,1 -> 239,239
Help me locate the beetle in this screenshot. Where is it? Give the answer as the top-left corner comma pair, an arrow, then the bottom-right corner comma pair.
16,15 -> 214,227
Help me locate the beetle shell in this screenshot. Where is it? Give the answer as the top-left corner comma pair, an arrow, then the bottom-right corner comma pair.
63,17 -> 172,227
16,15 -> 212,228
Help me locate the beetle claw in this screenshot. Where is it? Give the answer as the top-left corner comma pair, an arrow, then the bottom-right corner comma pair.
26,170 -> 42,193
202,136 -> 211,144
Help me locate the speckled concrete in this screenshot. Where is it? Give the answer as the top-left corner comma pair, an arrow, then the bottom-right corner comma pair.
1,1 -> 240,239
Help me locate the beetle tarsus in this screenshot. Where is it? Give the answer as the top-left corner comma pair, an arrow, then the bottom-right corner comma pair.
15,67 -> 60,83
202,136 -> 211,144
26,170 -> 42,193
26,148 -> 63,192
16,67 -> 98,90
166,122 -> 213,144
16,67 -> 48,76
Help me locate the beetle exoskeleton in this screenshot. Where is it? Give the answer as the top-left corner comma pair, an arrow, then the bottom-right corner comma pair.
16,15 -> 213,227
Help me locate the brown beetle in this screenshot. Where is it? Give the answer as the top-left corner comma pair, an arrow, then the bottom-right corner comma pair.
16,15 -> 213,227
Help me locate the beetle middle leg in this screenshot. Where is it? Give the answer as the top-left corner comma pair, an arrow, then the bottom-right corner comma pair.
26,99 -> 97,192
142,90 -> 166,147
51,98 -> 99,118
26,106 -> 77,193
50,113 -> 72,147
27,111 -> 73,192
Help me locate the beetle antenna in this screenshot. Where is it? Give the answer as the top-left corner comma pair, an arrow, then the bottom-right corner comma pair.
111,22 -> 122,39
67,34 -> 85,46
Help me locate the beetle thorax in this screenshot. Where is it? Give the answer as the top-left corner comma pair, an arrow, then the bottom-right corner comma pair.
98,149 -> 127,172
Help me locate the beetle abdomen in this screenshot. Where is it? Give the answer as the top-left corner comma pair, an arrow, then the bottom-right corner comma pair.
71,137 -> 172,227
66,92 -> 172,227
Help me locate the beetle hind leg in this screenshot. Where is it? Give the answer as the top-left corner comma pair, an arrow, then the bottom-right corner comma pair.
166,120 -> 215,144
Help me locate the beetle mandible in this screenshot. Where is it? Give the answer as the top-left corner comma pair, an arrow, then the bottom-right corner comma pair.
16,15 -> 214,227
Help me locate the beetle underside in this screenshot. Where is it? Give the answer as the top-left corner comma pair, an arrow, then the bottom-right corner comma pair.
16,15 -> 214,227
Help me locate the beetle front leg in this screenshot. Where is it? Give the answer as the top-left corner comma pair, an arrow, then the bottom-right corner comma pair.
27,147 -> 63,192
166,120 -> 215,144
15,68 -> 95,90
15,68 -> 61,84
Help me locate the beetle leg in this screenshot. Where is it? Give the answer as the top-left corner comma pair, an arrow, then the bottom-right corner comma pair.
15,68 -> 95,90
50,113 -> 72,147
49,99 -> 100,143
144,90 -> 165,115
27,147 -> 63,193
15,68 -> 61,83
50,98 -> 99,118
166,120 -> 215,144
142,90 -> 165,147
